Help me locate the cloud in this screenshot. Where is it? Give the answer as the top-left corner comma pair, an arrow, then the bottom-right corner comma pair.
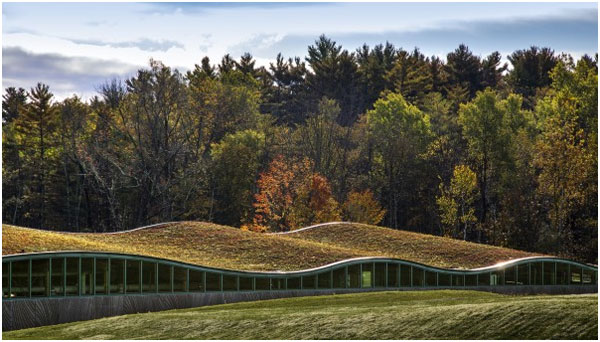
2,46 -> 140,100
68,38 -> 185,52
141,2 -> 325,15
232,11 -> 598,60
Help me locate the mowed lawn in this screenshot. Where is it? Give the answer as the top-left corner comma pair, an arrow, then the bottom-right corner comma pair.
4,290 -> 597,340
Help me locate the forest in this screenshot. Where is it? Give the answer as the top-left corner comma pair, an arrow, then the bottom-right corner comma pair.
2,36 -> 597,263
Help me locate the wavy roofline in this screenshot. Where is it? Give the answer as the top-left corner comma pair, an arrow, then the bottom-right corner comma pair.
3,250 -> 597,275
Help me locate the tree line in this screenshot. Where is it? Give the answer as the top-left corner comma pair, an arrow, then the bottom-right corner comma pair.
2,36 -> 597,263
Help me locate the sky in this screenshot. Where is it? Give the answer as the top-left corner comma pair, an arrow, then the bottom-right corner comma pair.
2,1 -> 598,100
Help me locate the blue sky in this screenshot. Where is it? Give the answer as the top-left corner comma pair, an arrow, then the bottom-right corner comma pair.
2,2 -> 598,100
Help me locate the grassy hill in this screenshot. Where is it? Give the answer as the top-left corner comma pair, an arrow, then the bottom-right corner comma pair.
3,290 -> 597,340
3,221 -> 539,271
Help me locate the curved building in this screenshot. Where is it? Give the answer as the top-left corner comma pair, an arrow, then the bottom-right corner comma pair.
3,250 -> 597,331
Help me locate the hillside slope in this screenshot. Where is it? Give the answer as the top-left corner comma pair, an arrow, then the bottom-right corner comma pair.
3,291 -> 597,340
3,221 -> 540,271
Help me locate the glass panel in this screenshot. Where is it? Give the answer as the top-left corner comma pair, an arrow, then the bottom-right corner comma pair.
582,269 -> 594,285
142,262 -> 156,293
126,260 -> 141,293
3,262 -> 9,298
302,275 -> 316,289
490,271 -> 503,286
504,266 -> 516,285
478,273 -> 490,286
412,267 -> 424,287
222,274 -> 236,291
11,260 -> 29,297
348,265 -> 360,288
362,264 -> 373,288
438,273 -> 451,286
255,277 -> 269,290
531,262 -> 543,285
272,278 -> 285,290
95,258 -> 108,294
317,271 -> 331,289
556,263 -> 569,285
425,271 -> 437,286
239,276 -> 253,291
287,277 -> 301,290
517,264 -> 529,285
387,264 -> 399,287
158,264 -> 172,292
333,268 -> 346,288
543,262 -> 555,285
66,258 -> 79,296
51,258 -> 64,296
465,274 -> 477,286
374,263 -> 386,287
570,267 -> 581,284
452,274 -> 464,286
31,259 -> 50,297
110,259 -> 125,294
400,265 -> 411,287
206,272 -> 221,291
173,267 -> 188,292
189,270 -> 205,292
80,258 -> 93,295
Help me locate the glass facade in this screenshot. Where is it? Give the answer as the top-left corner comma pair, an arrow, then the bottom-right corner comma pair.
2,253 -> 596,299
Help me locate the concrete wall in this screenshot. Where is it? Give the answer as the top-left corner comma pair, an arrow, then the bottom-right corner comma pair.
3,285 -> 597,331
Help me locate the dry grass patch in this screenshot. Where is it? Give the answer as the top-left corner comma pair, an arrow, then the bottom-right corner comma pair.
4,221 -> 542,271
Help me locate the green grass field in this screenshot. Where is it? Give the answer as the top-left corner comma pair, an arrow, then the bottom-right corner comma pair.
3,290 -> 597,340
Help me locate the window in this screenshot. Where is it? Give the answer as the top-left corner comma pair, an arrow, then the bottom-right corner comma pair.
543,262 -> 555,285
222,274 -> 237,291
387,264 -> 399,287
95,258 -> 108,294
287,277 -> 301,290
362,264 -> 373,288
333,268 -> 346,288
110,259 -> 125,294
438,273 -> 451,286
302,275 -> 316,289
51,258 -> 64,296
317,271 -> 331,289
570,267 -> 581,284
374,263 -> 386,287
81,258 -> 94,295
239,276 -> 252,291
504,266 -> 516,285
173,267 -> 188,292
531,262 -> 543,285
465,274 -> 477,286
412,267 -> 424,287
66,258 -> 79,295
3,262 -> 9,298
255,277 -> 270,290
11,260 -> 29,297
400,265 -> 411,287
452,274 -> 464,287
189,270 -> 205,292
478,273 -> 490,286
556,263 -> 569,285
126,260 -> 141,293
347,265 -> 360,288
158,263 -> 172,292
31,259 -> 49,297
582,269 -> 594,285
206,272 -> 221,291
517,264 -> 529,285
490,271 -> 503,286
142,262 -> 156,293
272,278 -> 285,290
425,271 -> 437,287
